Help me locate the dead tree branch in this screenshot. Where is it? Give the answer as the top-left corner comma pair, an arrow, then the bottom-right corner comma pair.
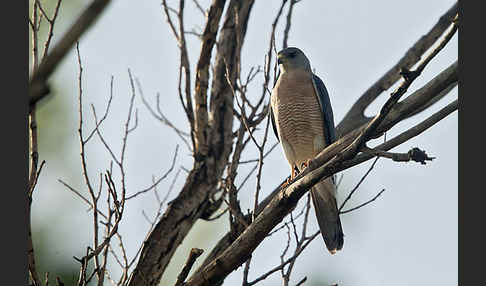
174,248 -> 204,286
362,146 -> 435,164
28,1 -> 64,284
30,1 -> 458,285
282,0 -> 302,49
127,2 -> 256,286
184,16 -> 457,284
189,37 -> 457,285
339,157 -> 379,213
340,189 -> 386,214
336,2 -> 458,136
29,0 -> 113,108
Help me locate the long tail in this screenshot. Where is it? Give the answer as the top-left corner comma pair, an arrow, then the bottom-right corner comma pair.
310,177 -> 344,254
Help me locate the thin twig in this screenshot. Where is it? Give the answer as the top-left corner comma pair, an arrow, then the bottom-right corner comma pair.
41,0 -> 63,61
247,231 -> 320,286
84,76 -> 114,144
282,0 -> 301,49
295,277 -> 307,286
192,0 -> 206,16
340,189 -> 386,214
58,179 -> 109,220
126,145 -> 179,200
339,156 -> 379,212
136,78 -> 192,151
362,146 -> 435,164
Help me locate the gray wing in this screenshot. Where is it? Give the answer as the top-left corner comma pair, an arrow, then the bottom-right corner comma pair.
270,107 -> 280,142
311,74 -> 336,145
270,69 -> 281,142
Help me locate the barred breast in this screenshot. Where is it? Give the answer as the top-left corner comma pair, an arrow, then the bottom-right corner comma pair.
271,70 -> 326,170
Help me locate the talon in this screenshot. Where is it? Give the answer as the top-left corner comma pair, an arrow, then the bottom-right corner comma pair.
301,159 -> 312,170
282,166 -> 299,189
281,177 -> 292,188
292,168 -> 299,178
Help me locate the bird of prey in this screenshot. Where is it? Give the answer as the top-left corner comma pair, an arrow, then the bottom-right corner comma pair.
270,47 -> 344,254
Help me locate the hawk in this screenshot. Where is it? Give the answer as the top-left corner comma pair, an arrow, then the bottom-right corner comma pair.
270,47 -> 344,254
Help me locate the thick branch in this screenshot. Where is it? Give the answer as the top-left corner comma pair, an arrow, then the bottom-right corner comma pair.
193,0 -> 227,158
192,55 -> 457,282
130,3 -> 456,286
207,0 -> 255,173
186,19 -> 457,280
185,95 -> 457,286
127,2 -> 255,286
29,0 -> 112,108
336,1 -> 457,136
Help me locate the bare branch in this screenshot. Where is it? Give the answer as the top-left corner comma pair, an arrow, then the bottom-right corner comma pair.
347,99 -> 458,168
247,231 -> 320,286
58,179 -> 108,220
339,157 -> 379,212
161,0 -> 181,41
337,2 -> 458,136
295,277 -> 307,286
192,0 -> 207,16
127,3 -> 256,285
126,145 -> 179,200
41,0 -> 63,61
193,0 -> 227,157
184,18 -> 457,282
29,0 -> 113,107
340,189 -> 386,214
282,0 -> 302,49
241,255 -> 252,286
362,146 -> 435,164
137,79 -> 192,151
195,95 -> 457,286
28,3 -> 43,283
28,160 -> 46,199
84,76 -> 114,144
174,248 -> 204,286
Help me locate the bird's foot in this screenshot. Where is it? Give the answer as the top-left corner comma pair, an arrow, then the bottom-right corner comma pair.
292,168 -> 300,178
300,159 -> 312,170
281,167 -> 300,188
281,177 -> 292,188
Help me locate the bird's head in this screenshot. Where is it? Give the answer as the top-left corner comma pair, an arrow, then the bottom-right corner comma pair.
277,47 -> 311,72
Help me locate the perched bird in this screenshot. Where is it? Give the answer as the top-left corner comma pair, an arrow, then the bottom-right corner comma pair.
270,47 -> 344,254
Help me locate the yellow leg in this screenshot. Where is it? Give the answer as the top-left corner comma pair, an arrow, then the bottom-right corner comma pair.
300,158 -> 312,170
281,165 -> 299,188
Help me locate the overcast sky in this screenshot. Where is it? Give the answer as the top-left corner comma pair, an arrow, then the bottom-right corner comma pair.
33,1 -> 457,285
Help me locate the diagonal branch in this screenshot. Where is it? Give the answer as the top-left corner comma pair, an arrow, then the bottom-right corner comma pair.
340,188 -> 386,214
174,248 -> 204,286
184,17 -> 457,283
191,55 -> 457,282
29,0 -> 113,108
336,1 -> 458,136
185,95 -> 458,286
